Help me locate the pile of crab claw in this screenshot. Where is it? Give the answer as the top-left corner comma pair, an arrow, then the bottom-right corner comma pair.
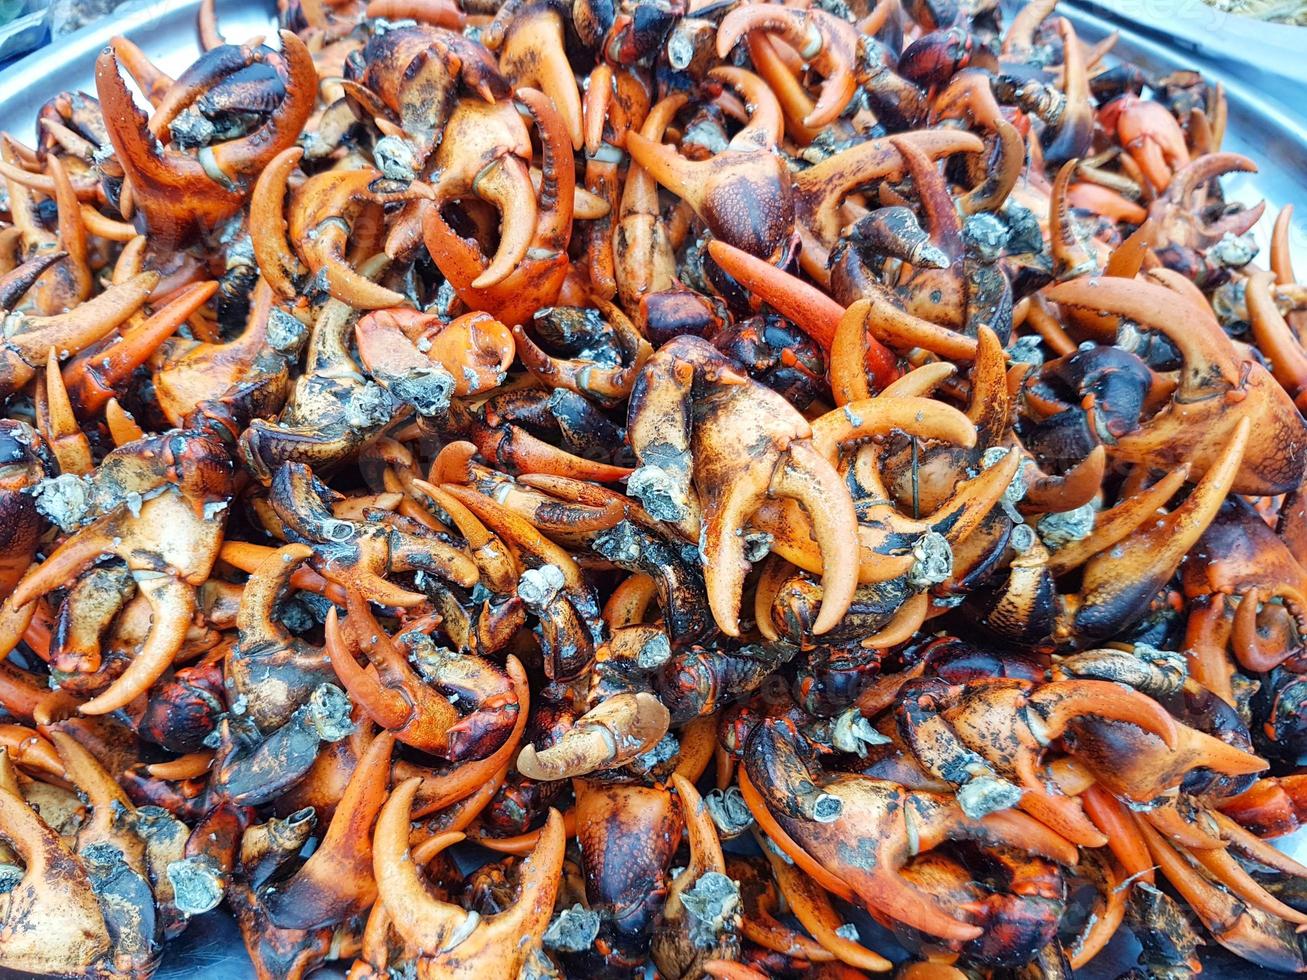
7,0 -> 1307,974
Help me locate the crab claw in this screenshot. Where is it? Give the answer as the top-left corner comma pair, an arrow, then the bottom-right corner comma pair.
374,779 -> 565,975
326,597 -> 459,757
62,279 -> 217,416
0,750 -> 111,975
83,570 -> 198,715
13,437 -> 230,715
469,157 -> 538,289
516,691 -> 670,781
1149,152 -> 1266,253
1058,417 -> 1250,648
628,337 -> 858,636
230,543 -> 336,732
1070,712 -> 1269,805
626,67 -> 793,260
262,731 -> 395,930
1042,19 -> 1093,164
1045,276 -> 1306,495
1,271 -> 158,399
249,145 -> 307,298
95,31 -> 315,247
269,462 -> 476,606
1246,268 -> 1307,410
289,168 -> 408,309
489,0 -> 583,149
902,677 -> 1179,817
108,35 -> 174,105
765,442 -> 859,636
430,99 -> 537,290
745,720 -> 1077,944
423,88 -> 574,325
1028,680 -> 1177,750
652,772 -> 743,978
355,308 -> 514,401
356,25 -> 510,156
1138,817 -> 1307,973
716,6 -> 858,128
0,250 -> 65,310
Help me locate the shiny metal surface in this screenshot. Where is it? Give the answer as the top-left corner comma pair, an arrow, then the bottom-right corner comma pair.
0,0 -> 1303,976
1073,0 -> 1307,89
1064,0 -> 1307,274
0,0 -> 276,142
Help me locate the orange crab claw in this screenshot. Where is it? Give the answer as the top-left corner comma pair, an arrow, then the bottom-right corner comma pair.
249,146 -> 307,299
626,67 -> 792,260
488,2 -> 583,149
374,780 -> 565,976
716,6 -> 858,128
1,270 -> 158,399
263,731 -> 396,930
95,32 -> 315,247
63,279 -> 217,416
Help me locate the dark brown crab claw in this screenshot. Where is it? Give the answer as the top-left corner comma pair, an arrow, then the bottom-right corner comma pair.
1055,418 -> 1250,648
516,691 -> 670,781
269,462 -> 478,608
239,285 -> 393,482
652,773 -> 742,980
356,25 -> 510,160
939,679 -> 1178,794
43,728 -> 167,972
1068,710 -> 1268,806
95,31 -> 315,248
790,129 -> 982,283
511,298 -> 652,409
374,779 -> 565,977
715,6 -> 858,129
1138,817 -> 1307,973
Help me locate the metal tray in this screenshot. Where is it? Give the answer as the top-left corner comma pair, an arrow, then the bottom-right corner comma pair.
0,0 -> 1305,976
1074,0 -> 1307,89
